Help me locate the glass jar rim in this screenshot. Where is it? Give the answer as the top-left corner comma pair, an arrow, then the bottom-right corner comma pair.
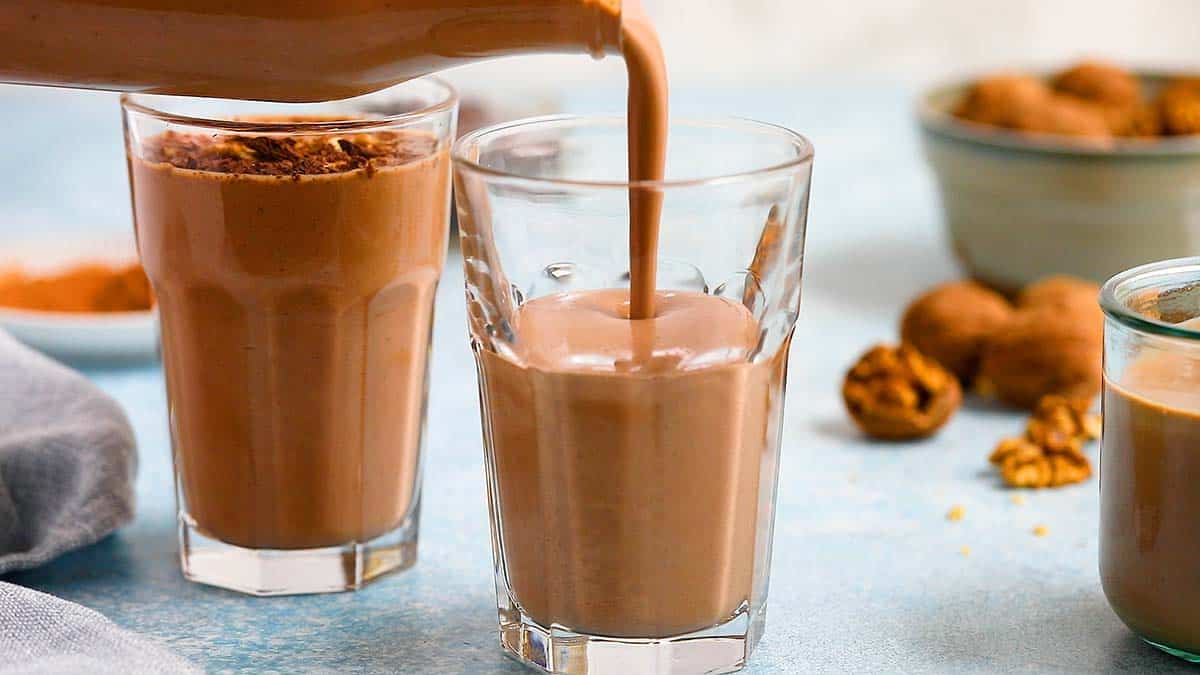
1100,257 -> 1200,340
119,76 -> 458,134
451,114 -> 814,190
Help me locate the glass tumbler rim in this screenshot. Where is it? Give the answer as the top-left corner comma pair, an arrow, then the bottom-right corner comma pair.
119,76 -> 458,133
451,113 -> 814,190
1101,256 -> 1200,341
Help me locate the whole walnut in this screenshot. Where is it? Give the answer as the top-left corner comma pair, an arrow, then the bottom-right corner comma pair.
843,344 -> 962,440
1161,77 -> 1200,105
955,75 -> 1053,128
1021,95 -> 1112,140
1160,78 -> 1200,135
976,307 -> 1102,410
954,74 -> 1113,141
1100,102 -> 1163,138
1052,61 -> 1141,107
1163,97 -> 1200,136
1018,275 -> 1101,314
900,281 -> 1013,382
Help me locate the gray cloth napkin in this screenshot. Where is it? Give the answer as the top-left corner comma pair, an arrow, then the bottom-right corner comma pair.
0,329 -> 136,574
0,581 -> 197,674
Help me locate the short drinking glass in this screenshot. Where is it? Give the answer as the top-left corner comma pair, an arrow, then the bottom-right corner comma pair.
454,115 -> 813,673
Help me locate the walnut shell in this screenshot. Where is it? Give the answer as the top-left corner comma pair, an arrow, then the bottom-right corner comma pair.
955,75 -> 1053,128
1024,95 -> 1113,140
954,73 -> 1114,141
1100,102 -> 1163,138
1160,79 -> 1200,135
900,281 -> 1013,382
976,307 -> 1102,410
1051,61 -> 1141,107
1163,97 -> 1200,135
843,344 -> 962,440
1018,275 -> 1100,314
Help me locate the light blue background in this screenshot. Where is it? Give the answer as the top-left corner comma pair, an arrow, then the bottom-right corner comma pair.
0,82 -> 1188,673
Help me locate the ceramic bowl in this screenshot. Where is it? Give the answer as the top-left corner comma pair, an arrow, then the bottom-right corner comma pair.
919,74 -> 1200,291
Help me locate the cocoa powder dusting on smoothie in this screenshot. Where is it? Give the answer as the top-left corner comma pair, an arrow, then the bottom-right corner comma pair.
144,126 -> 436,176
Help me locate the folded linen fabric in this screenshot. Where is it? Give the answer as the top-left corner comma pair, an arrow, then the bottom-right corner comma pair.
0,329 -> 136,574
0,581 -> 197,674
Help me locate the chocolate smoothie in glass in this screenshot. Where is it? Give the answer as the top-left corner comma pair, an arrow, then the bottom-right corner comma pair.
123,82 -> 456,594
455,112 -> 813,673
480,289 -> 788,639
1101,258 -> 1200,661
450,5 -> 817,669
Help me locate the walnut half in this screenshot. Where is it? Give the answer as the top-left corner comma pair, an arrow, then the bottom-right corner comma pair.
989,395 -> 1099,488
843,344 -> 963,440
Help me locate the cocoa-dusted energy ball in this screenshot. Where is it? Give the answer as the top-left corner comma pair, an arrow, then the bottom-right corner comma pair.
900,281 -> 1013,382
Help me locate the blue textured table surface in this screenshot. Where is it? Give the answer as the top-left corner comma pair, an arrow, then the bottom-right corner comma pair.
0,82 -> 1190,674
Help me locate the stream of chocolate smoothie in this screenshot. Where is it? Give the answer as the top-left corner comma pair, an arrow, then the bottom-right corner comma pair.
620,4 -> 669,317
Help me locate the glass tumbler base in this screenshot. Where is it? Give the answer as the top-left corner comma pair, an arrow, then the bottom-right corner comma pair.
1144,637 -> 1200,663
178,513 -> 418,596
498,603 -> 764,674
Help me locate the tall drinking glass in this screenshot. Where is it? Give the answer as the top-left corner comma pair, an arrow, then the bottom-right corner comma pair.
122,79 -> 456,595
454,115 -> 813,673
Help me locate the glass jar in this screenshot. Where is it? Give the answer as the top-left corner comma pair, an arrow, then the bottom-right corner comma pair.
1100,257 -> 1200,661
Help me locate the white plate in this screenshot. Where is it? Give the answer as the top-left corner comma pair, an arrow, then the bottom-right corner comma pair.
0,234 -> 158,364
